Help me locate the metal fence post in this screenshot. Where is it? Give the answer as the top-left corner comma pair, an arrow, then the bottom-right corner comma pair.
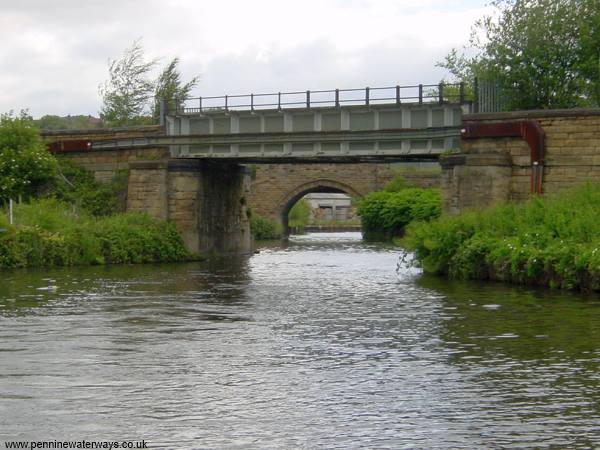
438,83 -> 444,105
159,98 -> 166,126
199,96 -> 202,113
396,85 -> 400,104
306,90 -> 311,108
251,93 -> 254,111
225,95 -> 229,111
278,92 -> 281,110
473,77 -> 479,113
418,84 -> 423,104
365,87 -> 370,106
335,89 -> 340,107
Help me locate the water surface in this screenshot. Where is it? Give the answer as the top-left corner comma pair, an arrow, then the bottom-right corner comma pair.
1,233 -> 599,448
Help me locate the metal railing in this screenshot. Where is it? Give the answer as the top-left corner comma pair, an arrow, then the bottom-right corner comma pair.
473,78 -> 518,113
171,82 -> 467,115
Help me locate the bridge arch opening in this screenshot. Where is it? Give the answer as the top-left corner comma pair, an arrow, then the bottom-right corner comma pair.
278,180 -> 363,236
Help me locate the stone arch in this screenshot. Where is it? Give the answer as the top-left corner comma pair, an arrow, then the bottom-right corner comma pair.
276,179 -> 365,235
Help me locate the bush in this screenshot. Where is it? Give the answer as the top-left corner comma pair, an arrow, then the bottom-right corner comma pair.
51,159 -> 127,216
383,175 -> 413,192
0,199 -> 190,268
357,188 -> 441,241
288,199 -> 311,229
403,183 -> 600,291
250,214 -> 282,240
0,114 -> 57,204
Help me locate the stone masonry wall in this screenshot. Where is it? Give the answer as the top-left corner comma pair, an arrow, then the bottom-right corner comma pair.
443,109 -> 600,214
249,163 -> 440,223
43,126 -> 168,182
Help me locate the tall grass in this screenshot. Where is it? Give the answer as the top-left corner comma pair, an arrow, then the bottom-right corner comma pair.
403,183 -> 600,291
0,199 -> 190,268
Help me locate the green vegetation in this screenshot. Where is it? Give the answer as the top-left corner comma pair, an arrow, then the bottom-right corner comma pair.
403,183 -> 600,291
99,40 -> 199,126
288,199 -> 311,231
440,0 -> 600,109
53,159 -> 128,216
34,115 -> 102,130
0,199 -> 189,268
250,214 -> 282,241
358,187 -> 441,241
0,114 -> 58,204
0,112 -> 193,269
153,57 -> 200,122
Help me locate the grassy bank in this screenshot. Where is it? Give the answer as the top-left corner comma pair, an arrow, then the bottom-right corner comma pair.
0,116 -> 194,269
0,199 -> 190,268
403,183 -> 600,291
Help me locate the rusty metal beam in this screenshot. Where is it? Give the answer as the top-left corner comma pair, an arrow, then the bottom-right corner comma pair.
47,140 -> 92,153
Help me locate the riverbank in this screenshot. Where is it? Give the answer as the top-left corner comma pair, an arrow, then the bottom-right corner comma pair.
0,199 -> 192,269
404,183 -> 600,291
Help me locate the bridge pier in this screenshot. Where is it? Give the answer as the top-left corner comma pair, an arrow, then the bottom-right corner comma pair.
127,159 -> 252,255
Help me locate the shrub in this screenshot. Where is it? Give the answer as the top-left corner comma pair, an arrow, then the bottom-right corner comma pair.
383,175 -> 412,192
51,159 -> 127,216
357,188 -> 441,241
403,183 -> 600,291
0,200 -> 190,268
288,199 -> 311,229
0,114 -> 57,204
250,214 -> 282,240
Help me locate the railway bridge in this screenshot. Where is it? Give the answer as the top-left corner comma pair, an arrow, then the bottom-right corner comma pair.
48,82 -> 473,253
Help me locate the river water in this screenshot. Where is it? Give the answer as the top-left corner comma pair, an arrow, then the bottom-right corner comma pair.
1,232 -> 599,449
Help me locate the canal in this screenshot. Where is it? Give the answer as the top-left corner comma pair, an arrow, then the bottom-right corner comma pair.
1,233 -> 599,448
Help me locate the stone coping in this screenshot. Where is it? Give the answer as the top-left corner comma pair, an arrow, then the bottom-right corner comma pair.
463,108 -> 600,121
41,125 -> 164,137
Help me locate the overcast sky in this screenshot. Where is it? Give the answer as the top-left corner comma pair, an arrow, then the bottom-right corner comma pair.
0,0 -> 490,118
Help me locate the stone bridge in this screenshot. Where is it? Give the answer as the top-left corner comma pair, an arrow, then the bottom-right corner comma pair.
249,163 -> 438,232
45,108 -> 600,254
46,125 -> 440,251
46,83 -> 465,253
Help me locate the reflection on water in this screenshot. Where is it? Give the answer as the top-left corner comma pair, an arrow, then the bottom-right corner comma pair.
0,232 -> 599,449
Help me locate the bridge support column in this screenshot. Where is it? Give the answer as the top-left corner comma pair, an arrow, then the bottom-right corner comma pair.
440,153 -> 511,215
127,160 -> 252,255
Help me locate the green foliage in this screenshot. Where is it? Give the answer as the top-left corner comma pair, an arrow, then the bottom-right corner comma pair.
0,199 -> 190,268
0,114 -> 57,203
51,159 -> 127,216
99,41 -> 201,126
383,175 -> 412,192
440,0 -> 600,109
288,199 -> 311,228
34,115 -> 102,131
250,214 -> 282,240
153,58 -> 200,120
403,183 -> 600,291
99,40 -> 158,127
357,188 -> 441,241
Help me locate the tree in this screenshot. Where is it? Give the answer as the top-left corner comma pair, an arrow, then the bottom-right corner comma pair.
99,40 -> 157,126
0,113 -> 57,204
153,58 -> 200,120
439,0 -> 600,110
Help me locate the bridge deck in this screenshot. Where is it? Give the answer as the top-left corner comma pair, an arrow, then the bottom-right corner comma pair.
165,100 -> 468,161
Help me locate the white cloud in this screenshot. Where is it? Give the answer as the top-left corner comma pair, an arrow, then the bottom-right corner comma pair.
0,0 -> 491,118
